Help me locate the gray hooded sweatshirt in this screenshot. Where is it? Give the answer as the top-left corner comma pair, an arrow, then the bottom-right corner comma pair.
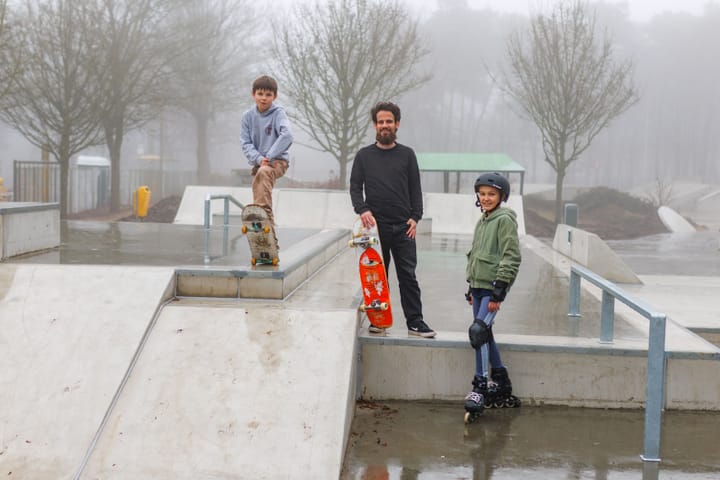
240,103 -> 293,166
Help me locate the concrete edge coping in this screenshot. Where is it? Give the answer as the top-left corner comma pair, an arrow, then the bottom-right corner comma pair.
358,329 -> 720,361
174,228 -> 349,280
0,202 -> 60,214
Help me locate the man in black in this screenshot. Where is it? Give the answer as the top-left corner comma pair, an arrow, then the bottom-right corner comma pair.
349,101 -> 436,338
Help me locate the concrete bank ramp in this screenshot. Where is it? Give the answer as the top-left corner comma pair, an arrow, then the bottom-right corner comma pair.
0,263 -> 358,479
80,304 -> 357,479
657,206 -> 696,233
0,264 -> 175,478
552,224 -> 641,284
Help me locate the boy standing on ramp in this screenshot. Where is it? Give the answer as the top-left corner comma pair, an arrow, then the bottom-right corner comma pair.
240,75 -> 293,230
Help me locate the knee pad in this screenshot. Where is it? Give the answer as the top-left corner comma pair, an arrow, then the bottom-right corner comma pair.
468,321 -> 491,349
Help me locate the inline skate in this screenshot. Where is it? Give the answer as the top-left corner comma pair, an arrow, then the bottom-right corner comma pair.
463,375 -> 487,424
485,367 -> 521,408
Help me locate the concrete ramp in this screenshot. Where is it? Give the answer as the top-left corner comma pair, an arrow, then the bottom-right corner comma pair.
80,304 -> 357,479
658,206 -> 695,233
0,261 -> 358,479
0,264 -> 175,479
552,224 -> 641,284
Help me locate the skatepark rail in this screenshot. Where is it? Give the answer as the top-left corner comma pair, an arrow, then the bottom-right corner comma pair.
569,264 -> 667,463
203,194 -> 245,263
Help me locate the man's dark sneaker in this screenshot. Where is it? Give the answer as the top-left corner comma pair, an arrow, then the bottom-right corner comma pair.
407,319 -> 436,338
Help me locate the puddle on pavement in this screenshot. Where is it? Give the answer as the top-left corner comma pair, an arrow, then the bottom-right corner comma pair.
341,400 -> 720,480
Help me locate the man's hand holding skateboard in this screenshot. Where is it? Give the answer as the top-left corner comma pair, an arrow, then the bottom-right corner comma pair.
360,210 -> 417,239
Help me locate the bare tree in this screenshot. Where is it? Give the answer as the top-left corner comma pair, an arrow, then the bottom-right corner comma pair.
0,0 -> 104,218
0,0 -> 23,105
504,1 -> 638,223
646,177 -> 674,208
85,0 -> 173,211
272,0 -> 430,186
165,0 -> 258,183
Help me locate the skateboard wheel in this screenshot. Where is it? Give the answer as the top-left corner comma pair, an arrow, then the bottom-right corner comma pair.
263,226 -> 270,234
348,239 -> 356,248
272,258 -> 279,266
242,225 -> 247,234
359,305 -> 367,313
251,257 -> 257,266
380,302 -> 388,310
370,237 -> 378,245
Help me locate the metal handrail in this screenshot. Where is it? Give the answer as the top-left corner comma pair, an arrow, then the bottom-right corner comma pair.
203,194 -> 245,263
569,264 -> 667,463
204,194 -> 245,229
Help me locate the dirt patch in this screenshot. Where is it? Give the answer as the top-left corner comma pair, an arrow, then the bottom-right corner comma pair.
119,195 -> 182,223
65,196 -> 181,223
523,187 -> 668,239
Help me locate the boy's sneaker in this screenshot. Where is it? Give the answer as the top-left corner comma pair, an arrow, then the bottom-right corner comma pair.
368,324 -> 384,334
407,319 -> 436,338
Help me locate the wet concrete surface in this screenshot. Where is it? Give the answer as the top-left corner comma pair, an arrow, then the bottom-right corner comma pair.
407,234 -> 643,339
6,220 -> 719,478
7,220 -> 317,266
607,232 -> 720,277
347,232 -> 719,479
341,401 -> 720,480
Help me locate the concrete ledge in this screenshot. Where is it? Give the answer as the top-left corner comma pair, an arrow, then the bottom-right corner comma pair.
552,224 -> 641,284
0,202 -> 60,259
358,329 -> 720,410
176,186 -> 526,236
424,192 -> 525,235
358,329 -> 720,360
175,228 -> 348,299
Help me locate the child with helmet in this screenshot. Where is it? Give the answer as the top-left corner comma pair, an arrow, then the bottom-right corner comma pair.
463,172 -> 522,423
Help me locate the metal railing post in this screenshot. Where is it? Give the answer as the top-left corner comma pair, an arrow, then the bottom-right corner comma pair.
599,290 -> 615,343
203,197 -> 211,264
568,269 -> 581,318
641,314 -> 667,462
203,198 -> 211,229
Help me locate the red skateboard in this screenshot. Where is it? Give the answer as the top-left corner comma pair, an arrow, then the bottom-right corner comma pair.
349,219 -> 392,330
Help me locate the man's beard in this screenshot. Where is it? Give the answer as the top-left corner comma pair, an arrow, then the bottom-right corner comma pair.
376,128 -> 397,145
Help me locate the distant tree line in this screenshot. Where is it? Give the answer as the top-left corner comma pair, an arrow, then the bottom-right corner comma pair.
1,0 -> 718,221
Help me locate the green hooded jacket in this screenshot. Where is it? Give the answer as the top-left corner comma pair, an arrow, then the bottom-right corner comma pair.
465,206 -> 521,290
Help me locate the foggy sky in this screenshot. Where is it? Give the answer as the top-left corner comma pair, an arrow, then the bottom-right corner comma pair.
403,0 -> 717,22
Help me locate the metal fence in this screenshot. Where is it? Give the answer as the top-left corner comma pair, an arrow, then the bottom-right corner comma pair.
13,161 -> 196,213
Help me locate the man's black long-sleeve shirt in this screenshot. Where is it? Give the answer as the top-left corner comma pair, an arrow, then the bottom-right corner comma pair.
349,143 -> 423,225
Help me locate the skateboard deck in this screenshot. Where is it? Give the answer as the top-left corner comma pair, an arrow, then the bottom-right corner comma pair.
349,218 -> 392,330
241,204 -> 279,266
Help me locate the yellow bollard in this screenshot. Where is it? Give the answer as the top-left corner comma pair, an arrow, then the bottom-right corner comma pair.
133,186 -> 151,220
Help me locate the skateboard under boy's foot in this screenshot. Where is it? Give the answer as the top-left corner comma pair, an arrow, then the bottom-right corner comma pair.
241,204 -> 279,266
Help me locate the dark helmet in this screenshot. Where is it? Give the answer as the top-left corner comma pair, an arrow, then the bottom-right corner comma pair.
474,172 -> 510,202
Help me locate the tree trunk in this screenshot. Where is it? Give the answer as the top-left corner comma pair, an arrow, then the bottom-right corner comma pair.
58,136 -> 71,219
196,114 -> 210,184
554,170 -> 565,225
339,157 -> 348,189
108,124 -> 123,212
